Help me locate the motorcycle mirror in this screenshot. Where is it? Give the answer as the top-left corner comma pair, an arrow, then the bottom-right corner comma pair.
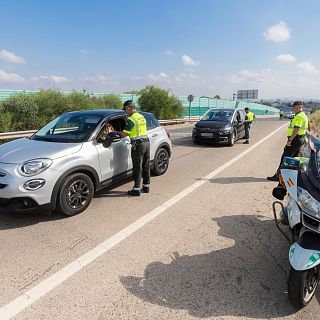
272,186 -> 287,200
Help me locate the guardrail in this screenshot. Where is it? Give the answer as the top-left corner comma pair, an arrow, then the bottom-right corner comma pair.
0,115 -> 290,141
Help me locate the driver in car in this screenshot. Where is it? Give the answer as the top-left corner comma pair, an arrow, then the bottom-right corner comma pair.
99,123 -> 115,141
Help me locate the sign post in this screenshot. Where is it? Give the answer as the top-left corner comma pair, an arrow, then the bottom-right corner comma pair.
187,94 -> 194,119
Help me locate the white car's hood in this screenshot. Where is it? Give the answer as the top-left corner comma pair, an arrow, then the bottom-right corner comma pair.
0,138 -> 83,164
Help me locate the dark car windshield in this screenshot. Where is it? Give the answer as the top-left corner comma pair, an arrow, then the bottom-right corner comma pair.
32,114 -> 103,143
202,110 -> 233,121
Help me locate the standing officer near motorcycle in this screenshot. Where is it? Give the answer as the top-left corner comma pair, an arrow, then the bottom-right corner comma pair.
120,100 -> 150,196
267,101 -> 309,181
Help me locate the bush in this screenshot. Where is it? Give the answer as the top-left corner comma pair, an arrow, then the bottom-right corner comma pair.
0,93 -> 40,131
309,110 -> 320,134
138,86 -> 184,119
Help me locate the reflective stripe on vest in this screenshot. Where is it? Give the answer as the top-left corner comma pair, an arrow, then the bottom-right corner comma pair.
127,112 -> 147,139
287,112 -> 308,136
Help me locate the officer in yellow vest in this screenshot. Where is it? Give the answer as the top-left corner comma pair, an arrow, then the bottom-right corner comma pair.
120,100 -> 150,196
243,107 -> 255,144
267,101 -> 308,181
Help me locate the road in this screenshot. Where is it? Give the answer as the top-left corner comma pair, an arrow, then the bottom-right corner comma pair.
0,119 -> 319,320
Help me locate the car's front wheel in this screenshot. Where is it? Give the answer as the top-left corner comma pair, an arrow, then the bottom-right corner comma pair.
152,148 -> 170,176
57,173 -> 94,216
228,130 -> 236,146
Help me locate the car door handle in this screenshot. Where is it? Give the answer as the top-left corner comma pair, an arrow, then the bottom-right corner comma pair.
152,133 -> 158,137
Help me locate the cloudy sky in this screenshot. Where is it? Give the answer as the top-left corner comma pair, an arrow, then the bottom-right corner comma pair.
0,0 -> 320,98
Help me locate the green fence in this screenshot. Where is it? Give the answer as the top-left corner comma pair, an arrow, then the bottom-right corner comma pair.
0,90 -> 279,117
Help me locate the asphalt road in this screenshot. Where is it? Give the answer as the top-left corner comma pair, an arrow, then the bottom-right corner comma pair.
0,119 -> 319,320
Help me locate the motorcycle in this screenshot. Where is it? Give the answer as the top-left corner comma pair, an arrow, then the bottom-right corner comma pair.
272,140 -> 320,309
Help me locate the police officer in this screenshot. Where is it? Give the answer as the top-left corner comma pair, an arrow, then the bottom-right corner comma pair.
279,110 -> 284,120
267,101 -> 308,181
243,107 -> 255,144
120,100 -> 150,196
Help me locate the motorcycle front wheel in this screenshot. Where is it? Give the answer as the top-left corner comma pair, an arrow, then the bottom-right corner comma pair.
288,267 -> 319,309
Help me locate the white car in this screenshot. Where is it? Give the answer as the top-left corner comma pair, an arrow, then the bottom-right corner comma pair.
0,110 -> 172,216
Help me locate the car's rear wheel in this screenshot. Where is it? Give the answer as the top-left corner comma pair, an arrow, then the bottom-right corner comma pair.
152,148 -> 169,176
57,173 -> 94,216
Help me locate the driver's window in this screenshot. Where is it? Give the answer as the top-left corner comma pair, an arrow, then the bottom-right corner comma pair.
98,123 -> 113,142
236,112 -> 241,122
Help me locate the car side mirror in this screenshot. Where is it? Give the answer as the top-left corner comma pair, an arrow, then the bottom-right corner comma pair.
102,132 -> 121,148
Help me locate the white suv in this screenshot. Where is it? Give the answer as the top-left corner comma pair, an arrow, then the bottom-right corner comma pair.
0,110 -> 172,216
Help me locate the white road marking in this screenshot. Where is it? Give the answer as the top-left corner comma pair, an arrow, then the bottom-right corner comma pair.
0,123 -> 288,320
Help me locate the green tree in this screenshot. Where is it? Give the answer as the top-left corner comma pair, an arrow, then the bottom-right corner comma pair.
99,94 -> 123,109
138,86 -> 184,119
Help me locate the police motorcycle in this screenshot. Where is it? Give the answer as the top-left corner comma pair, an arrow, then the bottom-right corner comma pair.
272,140 -> 320,309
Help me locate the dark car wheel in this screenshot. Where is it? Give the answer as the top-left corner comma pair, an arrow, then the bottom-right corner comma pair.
152,148 -> 169,176
57,173 -> 94,216
228,130 -> 236,146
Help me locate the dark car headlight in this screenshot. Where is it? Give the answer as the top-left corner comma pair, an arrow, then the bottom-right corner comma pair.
220,126 -> 232,135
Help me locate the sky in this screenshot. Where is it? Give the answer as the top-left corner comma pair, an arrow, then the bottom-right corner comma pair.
1,0 -> 320,99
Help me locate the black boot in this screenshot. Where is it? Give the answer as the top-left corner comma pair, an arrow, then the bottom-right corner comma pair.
128,189 -> 141,196
267,174 -> 279,182
142,187 -> 150,193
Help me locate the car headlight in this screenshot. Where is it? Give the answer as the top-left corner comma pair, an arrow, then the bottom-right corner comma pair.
19,158 -> 52,176
298,187 -> 320,218
220,126 -> 232,134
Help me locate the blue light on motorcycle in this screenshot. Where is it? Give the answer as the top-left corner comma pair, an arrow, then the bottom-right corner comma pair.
283,157 -> 300,167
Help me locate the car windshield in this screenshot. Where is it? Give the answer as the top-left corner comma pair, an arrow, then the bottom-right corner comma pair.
202,110 -> 233,121
32,114 -> 103,143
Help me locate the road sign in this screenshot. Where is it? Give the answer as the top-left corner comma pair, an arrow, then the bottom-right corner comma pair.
237,90 -> 258,100
187,95 -> 194,103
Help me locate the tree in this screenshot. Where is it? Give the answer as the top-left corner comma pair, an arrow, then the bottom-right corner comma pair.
100,94 -> 123,109
214,95 -> 221,99
138,86 -> 184,119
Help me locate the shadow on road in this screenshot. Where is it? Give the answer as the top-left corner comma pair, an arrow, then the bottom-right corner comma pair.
0,211 -> 65,230
207,176 -> 268,184
120,215 -> 304,319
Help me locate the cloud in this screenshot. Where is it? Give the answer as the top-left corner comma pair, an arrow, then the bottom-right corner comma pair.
130,72 -> 170,82
164,50 -> 174,56
273,54 -> 296,63
31,75 -> 70,83
0,49 -> 26,64
81,74 -> 119,85
298,61 -> 320,74
181,54 -> 200,66
80,49 -> 88,54
263,21 -> 290,42
0,70 -> 25,82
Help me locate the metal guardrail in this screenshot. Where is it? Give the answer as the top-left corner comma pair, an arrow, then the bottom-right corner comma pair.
0,115 -> 298,141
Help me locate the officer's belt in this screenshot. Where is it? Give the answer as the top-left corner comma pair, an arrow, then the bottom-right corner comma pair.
131,136 -> 149,143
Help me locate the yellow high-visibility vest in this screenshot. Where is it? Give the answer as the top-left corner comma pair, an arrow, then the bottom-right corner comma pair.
123,112 -> 147,139
287,111 -> 308,136
246,112 -> 255,121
